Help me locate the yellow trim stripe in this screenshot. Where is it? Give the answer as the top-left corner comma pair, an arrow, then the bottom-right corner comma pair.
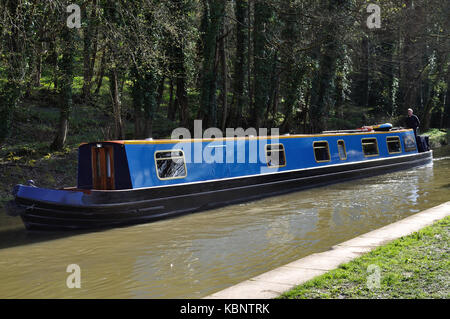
120,129 -> 413,145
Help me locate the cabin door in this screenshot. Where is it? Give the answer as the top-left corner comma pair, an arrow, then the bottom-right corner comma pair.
92,145 -> 115,190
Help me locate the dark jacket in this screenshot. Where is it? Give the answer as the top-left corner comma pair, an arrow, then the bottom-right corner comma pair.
406,114 -> 420,130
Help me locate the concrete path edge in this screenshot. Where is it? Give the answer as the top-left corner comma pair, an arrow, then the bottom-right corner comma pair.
204,201 -> 450,299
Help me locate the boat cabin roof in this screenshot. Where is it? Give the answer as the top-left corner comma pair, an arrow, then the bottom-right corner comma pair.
88,128 -> 411,146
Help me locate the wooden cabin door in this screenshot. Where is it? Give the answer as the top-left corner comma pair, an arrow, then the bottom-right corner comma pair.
92,145 -> 115,190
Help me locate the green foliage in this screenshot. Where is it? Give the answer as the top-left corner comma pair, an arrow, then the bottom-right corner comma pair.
423,129 -> 448,147
0,0 -> 448,149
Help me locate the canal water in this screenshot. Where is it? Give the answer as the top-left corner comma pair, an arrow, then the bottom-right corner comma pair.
0,146 -> 449,298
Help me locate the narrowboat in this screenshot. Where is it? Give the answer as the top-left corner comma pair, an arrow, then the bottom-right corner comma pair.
6,126 -> 432,230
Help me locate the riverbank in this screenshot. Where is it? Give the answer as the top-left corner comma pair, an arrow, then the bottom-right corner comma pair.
0,149 -> 78,207
280,215 -> 450,299
423,128 -> 448,148
205,201 -> 450,299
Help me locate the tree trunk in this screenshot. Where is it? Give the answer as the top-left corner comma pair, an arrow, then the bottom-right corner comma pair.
82,4 -> 93,102
252,0 -> 272,128
109,67 -> 125,140
279,1 -> 302,134
172,41 -> 189,127
156,76 -> 165,113
143,72 -> 159,138
168,78 -> 176,121
51,27 -> 75,150
398,1 -> 424,115
247,0 -> 253,126
176,72 -> 189,127
422,98 -> 434,132
445,73 -> 450,128
266,51 -> 279,127
94,50 -> 106,95
199,0 -> 226,127
131,65 -> 144,139
309,0 -> 343,132
219,26 -> 228,131
231,0 -> 248,127
34,41 -> 43,87
49,39 -> 59,90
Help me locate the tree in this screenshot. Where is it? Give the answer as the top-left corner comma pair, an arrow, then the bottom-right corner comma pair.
102,0 -> 125,139
82,0 -> 99,103
252,0 -> 273,128
0,0 -> 30,141
230,0 -> 248,127
199,0 -> 226,128
309,1 -> 341,132
51,3 -> 76,150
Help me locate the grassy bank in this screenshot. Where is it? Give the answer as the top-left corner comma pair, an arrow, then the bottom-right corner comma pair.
280,216 -> 450,299
423,128 -> 448,148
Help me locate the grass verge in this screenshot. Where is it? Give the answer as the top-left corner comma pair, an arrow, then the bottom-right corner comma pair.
422,128 -> 448,148
279,215 -> 450,299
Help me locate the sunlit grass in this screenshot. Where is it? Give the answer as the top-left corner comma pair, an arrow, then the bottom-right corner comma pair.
280,216 -> 450,299
423,128 -> 448,147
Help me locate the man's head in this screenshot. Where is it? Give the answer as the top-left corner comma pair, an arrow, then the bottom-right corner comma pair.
408,108 -> 413,116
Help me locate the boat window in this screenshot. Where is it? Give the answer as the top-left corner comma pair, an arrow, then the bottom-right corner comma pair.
337,140 -> 347,160
313,141 -> 331,162
362,138 -> 379,157
387,136 -> 401,154
265,144 -> 286,168
403,135 -> 417,152
155,150 -> 187,180
96,151 -> 101,178
105,148 -> 111,177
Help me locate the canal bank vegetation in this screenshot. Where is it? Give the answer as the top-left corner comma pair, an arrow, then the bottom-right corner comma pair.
280,216 -> 450,299
0,103 -> 108,206
423,129 -> 449,148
